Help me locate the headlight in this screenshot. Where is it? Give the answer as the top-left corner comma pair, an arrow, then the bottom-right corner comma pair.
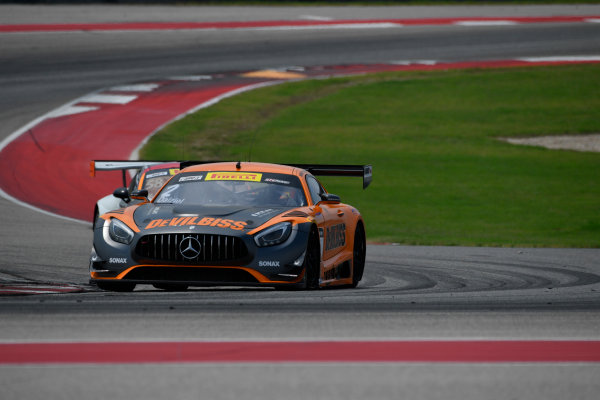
108,218 -> 134,244
254,222 -> 292,247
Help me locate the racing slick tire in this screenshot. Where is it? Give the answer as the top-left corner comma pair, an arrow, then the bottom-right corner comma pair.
153,284 -> 189,291
275,226 -> 320,291
95,281 -> 136,292
351,222 -> 366,288
304,226 -> 321,290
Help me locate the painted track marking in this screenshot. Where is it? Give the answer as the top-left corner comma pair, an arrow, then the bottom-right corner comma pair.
1,16 -> 599,33
0,283 -> 83,295
1,341 -> 599,364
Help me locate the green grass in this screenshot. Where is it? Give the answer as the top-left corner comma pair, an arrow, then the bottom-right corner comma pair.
141,64 -> 600,247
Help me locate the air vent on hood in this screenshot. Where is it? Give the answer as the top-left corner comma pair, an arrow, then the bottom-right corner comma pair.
283,210 -> 309,218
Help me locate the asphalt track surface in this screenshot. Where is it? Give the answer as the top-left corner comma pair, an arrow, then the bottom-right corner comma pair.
1,4 -> 600,400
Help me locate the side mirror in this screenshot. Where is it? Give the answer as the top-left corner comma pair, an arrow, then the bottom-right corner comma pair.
113,187 -> 131,203
320,193 -> 341,203
131,189 -> 149,201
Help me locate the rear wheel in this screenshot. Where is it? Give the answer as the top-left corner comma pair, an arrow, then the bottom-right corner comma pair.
351,222 -> 366,288
95,281 -> 136,292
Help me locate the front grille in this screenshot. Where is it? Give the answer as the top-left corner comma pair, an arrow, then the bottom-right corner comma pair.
135,233 -> 248,265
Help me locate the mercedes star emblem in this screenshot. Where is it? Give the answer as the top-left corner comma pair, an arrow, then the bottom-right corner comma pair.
179,236 -> 201,259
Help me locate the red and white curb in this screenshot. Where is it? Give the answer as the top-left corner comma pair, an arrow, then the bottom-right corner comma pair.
1,340 -> 599,364
1,15 -> 599,33
0,283 -> 84,295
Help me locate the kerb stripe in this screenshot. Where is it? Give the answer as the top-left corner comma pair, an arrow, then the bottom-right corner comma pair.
1,341 -> 599,364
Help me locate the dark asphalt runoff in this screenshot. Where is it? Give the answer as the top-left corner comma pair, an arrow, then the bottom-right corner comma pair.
0,4 -> 599,400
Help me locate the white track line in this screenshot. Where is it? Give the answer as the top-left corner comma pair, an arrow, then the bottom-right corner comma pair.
45,105 -> 98,119
251,23 -> 402,31
109,84 -> 160,92
78,93 -> 137,104
169,75 -> 213,81
519,55 -> 600,62
454,20 -> 517,26
390,60 -> 438,66
299,15 -> 334,21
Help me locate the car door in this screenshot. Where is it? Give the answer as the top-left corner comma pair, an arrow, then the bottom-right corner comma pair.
306,176 -> 347,262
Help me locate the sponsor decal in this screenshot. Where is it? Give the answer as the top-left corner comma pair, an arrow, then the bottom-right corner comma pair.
169,168 -> 180,175
109,257 -> 127,264
325,223 -> 346,251
145,217 -> 247,231
205,172 -> 262,182
145,171 -> 168,179
259,260 -> 281,267
264,178 -> 290,185
251,208 -> 277,218
179,175 -> 203,182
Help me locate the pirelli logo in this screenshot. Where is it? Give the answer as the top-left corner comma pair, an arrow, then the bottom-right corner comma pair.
206,172 -> 262,182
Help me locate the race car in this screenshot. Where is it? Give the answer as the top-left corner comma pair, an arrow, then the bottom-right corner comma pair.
91,161 -> 180,228
89,161 -> 372,291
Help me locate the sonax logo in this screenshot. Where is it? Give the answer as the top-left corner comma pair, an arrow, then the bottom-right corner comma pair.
259,260 -> 280,267
206,172 -> 262,182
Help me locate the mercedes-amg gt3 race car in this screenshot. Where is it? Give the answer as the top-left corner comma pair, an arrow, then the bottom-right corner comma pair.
90,161 -> 372,291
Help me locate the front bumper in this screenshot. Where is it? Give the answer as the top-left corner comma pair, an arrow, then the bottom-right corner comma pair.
90,221 -> 312,287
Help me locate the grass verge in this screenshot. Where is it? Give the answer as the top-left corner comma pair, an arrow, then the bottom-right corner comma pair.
141,64 -> 600,247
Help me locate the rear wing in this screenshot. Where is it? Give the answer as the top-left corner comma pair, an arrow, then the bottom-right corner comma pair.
93,160 -> 372,189
90,160 -> 169,186
180,161 -> 373,189
288,164 -> 372,189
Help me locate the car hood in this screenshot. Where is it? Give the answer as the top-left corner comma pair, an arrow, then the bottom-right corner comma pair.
133,203 -> 292,233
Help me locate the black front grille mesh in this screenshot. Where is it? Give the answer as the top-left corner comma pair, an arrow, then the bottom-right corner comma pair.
135,233 -> 248,265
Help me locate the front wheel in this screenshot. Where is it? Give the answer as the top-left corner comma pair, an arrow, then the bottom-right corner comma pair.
351,223 -> 366,288
303,227 -> 321,290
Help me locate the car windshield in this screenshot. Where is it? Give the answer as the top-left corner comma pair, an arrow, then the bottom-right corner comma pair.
154,171 -> 307,207
141,168 -> 179,199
